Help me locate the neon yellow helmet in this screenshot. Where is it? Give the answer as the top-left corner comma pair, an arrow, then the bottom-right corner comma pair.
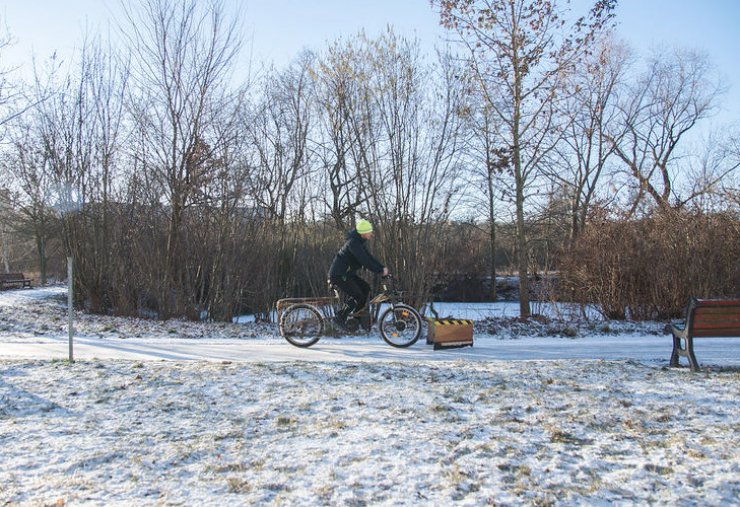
356,219 -> 373,234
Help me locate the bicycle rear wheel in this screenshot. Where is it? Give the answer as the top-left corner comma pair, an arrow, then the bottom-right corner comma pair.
379,304 -> 422,348
280,303 -> 323,347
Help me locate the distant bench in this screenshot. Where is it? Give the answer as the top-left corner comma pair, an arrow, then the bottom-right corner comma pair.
668,298 -> 740,371
0,273 -> 32,290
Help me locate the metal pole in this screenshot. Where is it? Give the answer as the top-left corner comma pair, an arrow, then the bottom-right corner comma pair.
68,256 -> 74,362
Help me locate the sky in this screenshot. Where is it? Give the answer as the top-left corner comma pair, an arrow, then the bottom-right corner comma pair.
1,0 -> 738,128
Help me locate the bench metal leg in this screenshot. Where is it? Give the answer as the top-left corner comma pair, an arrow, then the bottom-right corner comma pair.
670,332 -> 701,372
670,333 -> 681,367
686,337 -> 700,372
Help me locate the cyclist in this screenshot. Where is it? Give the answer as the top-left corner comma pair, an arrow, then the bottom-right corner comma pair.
328,219 -> 390,329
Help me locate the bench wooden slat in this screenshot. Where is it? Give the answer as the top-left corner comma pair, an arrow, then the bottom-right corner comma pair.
694,309 -> 740,318
692,311 -> 740,331
693,316 -> 740,328
693,329 -> 740,337
691,324 -> 740,336
692,323 -> 740,332
692,300 -> 740,307
694,312 -> 740,321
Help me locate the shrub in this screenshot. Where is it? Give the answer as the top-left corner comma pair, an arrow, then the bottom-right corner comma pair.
560,210 -> 739,320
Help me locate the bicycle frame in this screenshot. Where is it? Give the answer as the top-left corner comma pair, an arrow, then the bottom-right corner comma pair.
337,278 -> 407,331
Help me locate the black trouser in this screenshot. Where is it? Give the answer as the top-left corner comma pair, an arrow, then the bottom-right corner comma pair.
330,274 -> 370,321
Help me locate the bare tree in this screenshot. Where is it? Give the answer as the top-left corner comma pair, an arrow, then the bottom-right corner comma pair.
121,0 -> 242,317
10,31 -> 131,304
607,48 -> 725,214
25,57 -> 89,284
461,87 -> 515,301
718,128 -> 740,208
73,36 -> 130,310
2,123 -> 59,282
242,54 -> 317,304
437,0 -> 616,318
246,54 -> 315,223
550,34 -> 629,242
333,30 -> 467,303
0,188 -> 13,273
686,126 -> 740,212
312,41 -> 368,230
0,18 -> 29,133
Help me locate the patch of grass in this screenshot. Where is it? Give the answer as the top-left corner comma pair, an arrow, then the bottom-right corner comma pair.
531,494 -> 557,507
276,415 -> 296,426
445,464 -> 468,488
264,481 -> 289,493
550,429 -> 593,446
249,458 -> 265,471
623,418 -> 643,430
209,463 -> 246,473
644,463 -> 674,475
687,448 -> 707,459
226,477 -> 252,493
214,430 -> 243,441
516,464 -> 532,478
50,358 -> 75,366
329,418 -> 348,430
314,484 -> 334,502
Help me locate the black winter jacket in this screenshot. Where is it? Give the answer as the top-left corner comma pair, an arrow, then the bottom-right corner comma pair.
328,230 -> 384,278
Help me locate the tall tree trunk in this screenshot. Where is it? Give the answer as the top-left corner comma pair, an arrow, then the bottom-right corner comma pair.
486,175 -> 498,301
35,233 -> 47,285
514,156 -> 530,319
0,226 -> 9,273
512,24 -> 530,320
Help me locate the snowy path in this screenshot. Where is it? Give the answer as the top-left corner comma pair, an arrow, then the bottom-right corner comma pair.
2,332 -> 740,368
1,286 -> 739,368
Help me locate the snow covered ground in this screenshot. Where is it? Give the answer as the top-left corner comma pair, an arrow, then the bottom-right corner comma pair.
1,287 -> 739,505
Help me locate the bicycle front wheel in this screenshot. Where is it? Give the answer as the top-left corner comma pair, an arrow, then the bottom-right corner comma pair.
379,304 -> 422,348
280,303 -> 323,347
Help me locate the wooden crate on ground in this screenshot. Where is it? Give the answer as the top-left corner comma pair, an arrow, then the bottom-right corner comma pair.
427,318 -> 474,350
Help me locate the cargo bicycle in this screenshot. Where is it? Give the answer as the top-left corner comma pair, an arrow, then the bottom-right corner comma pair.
277,276 -> 422,348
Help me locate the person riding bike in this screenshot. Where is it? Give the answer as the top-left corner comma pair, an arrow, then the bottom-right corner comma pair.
328,219 -> 390,329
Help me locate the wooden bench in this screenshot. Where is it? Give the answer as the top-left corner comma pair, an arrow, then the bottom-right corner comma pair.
668,298 -> 740,371
0,273 -> 33,290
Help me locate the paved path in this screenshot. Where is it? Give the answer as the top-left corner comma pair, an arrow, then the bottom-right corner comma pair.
2,334 -> 739,367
